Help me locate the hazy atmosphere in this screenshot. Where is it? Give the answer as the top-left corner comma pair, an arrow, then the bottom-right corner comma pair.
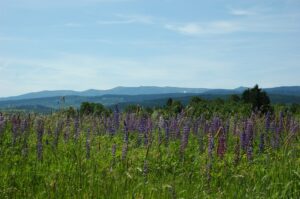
1,0 -> 300,97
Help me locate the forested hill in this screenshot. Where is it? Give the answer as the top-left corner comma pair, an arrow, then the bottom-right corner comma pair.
1,86 -> 300,102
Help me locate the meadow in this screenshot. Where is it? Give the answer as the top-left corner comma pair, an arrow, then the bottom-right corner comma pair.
0,108 -> 299,198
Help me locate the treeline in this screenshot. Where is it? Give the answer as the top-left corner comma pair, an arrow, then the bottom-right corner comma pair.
72,85 -> 300,118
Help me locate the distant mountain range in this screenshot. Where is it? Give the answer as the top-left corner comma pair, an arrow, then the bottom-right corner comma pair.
1,86 -> 300,101
0,86 -> 209,101
0,86 -> 299,113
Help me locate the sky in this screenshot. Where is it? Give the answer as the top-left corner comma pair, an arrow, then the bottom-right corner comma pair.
0,0 -> 300,97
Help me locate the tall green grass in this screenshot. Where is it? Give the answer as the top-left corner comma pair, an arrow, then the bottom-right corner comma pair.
0,114 -> 299,199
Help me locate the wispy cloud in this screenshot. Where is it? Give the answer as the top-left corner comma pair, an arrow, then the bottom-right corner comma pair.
165,21 -> 240,35
230,9 -> 256,16
165,8 -> 300,36
97,14 -> 154,25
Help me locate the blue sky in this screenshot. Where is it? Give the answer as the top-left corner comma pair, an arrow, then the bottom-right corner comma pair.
0,0 -> 300,97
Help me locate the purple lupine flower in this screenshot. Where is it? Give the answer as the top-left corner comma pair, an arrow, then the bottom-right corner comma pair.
11,115 -> 20,145
113,105 -> 120,131
64,116 -> 70,142
109,143 -> 117,170
21,119 -> 30,157
74,116 -> 80,141
36,119 -> 44,161
274,126 -> 280,149
108,117 -> 116,137
129,113 -> 138,132
275,112 -> 284,148
158,127 -> 163,145
20,119 -> 28,135
207,130 -> 214,184
245,121 -> 254,146
168,117 -> 175,139
103,117 -> 109,133
123,120 -> 129,144
180,123 -> 190,156
270,121 -> 276,133
247,146 -> 253,161
198,115 -> 205,127
53,120 -> 63,149
172,117 -> 180,139
146,118 -> 153,143
193,121 -> 199,136
286,113 -> 292,132
144,118 -> 152,146
175,120 -> 181,139
144,131 -> 149,146
212,116 -> 221,135
208,129 -> 214,157
224,120 -> 230,136
245,121 -> 254,160
270,121 -> 276,148
259,132 -> 265,153
110,125 -> 116,137
203,121 -> 210,135
197,127 -> 204,153
124,113 -> 131,132
0,114 -> 6,137
164,120 -> 170,146
138,117 -> 146,146
45,126 -> 52,145
233,115 -> 238,135
86,128 -> 91,159
197,115 -> 205,153
265,111 -> 271,132
217,127 -> 226,159
278,111 -> 284,132
240,127 -> 247,151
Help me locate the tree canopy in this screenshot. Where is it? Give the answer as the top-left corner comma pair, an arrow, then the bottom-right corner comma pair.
242,85 -> 271,113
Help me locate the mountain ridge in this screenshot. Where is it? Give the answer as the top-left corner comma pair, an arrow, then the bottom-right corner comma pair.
1,86 -> 300,102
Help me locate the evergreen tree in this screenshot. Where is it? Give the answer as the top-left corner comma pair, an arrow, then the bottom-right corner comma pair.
242,85 -> 271,113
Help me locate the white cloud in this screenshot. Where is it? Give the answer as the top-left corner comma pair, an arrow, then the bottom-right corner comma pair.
165,21 -> 241,35
165,9 -> 300,36
97,14 -> 154,25
230,9 -> 256,16
165,23 -> 202,35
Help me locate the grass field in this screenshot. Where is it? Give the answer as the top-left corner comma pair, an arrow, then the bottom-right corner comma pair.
0,112 -> 299,198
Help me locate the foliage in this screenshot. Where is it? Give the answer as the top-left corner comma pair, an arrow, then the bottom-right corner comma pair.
1,92 -> 300,113
164,98 -> 184,115
0,110 -> 299,198
242,85 -> 271,113
80,102 -> 109,116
